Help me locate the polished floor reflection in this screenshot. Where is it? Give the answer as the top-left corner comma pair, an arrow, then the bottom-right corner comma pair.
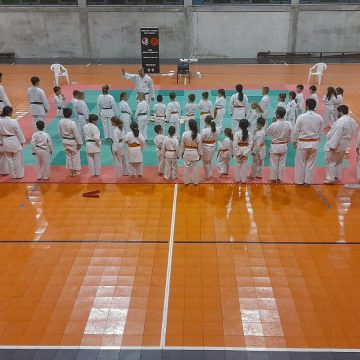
0,183 -> 359,350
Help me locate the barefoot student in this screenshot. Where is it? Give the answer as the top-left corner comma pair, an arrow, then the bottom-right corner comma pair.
84,114 -> 101,177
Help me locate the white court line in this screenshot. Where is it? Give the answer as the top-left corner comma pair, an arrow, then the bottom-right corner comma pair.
0,345 -> 359,353
160,183 -> 178,348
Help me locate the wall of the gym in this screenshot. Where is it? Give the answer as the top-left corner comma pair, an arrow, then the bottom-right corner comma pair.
0,4 -> 359,59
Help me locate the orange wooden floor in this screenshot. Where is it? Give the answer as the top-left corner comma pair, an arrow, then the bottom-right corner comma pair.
0,64 -> 359,350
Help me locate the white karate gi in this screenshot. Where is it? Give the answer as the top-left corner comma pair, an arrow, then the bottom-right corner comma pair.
201,126 -> 220,180
161,136 -> 179,180
198,100 -> 213,130
31,130 -> 53,180
217,137 -> 233,176
54,94 -> 65,117
214,96 -> 226,130
266,119 -> 292,181
295,93 -> 305,118
233,130 -> 252,183
97,94 -> 116,140
123,72 -> 154,103
0,84 -> 11,113
0,116 -> 26,178
154,103 -> 166,126
84,123 -> 101,176
229,93 -> 249,134
74,99 -> 89,141
71,97 -> 79,122
27,86 -> 50,127
250,128 -> 266,178
180,131 -> 203,185
135,100 -> 149,141
248,109 -> 262,135
154,134 -> 165,174
309,93 -> 319,111
119,100 -> 132,134
112,127 -> 128,177
58,117 -> 83,171
259,95 -> 270,120
356,131 -> 360,182
277,101 -> 287,110
0,137 -> 9,175
286,100 -> 297,127
124,131 -> 145,176
166,101 -> 181,138
324,115 -> 358,182
292,110 -> 323,184
322,95 -> 337,128
183,102 -> 197,130
332,95 -> 344,124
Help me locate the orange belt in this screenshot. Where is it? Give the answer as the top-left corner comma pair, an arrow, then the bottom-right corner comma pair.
299,138 -> 319,142
185,145 -> 198,149
219,149 -> 229,152
156,115 -> 165,118
128,143 -> 141,148
187,113 -> 195,117
171,112 -> 178,114
234,105 -> 244,108
201,112 -> 210,115
272,141 -> 288,145
203,140 -> 216,145
165,149 -> 177,152
238,143 -> 248,147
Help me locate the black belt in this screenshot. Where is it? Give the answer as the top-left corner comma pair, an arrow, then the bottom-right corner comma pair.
62,136 -> 75,140
31,102 -> 43,105
0,100 -> 3,103
86,139 -> 96,142
102,107 -> 113,110
121,111 -> 131,114
138,92 -> 149,95
138,113 -> 147,116
36,145 -> 48,150
57,107 -> 62,110
77,113 -> 84,116
2,134 -> 14,137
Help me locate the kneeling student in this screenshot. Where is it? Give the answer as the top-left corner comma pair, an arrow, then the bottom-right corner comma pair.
84,114 -> 101,176
31,120 -> 53,180
161,126 -> 179,180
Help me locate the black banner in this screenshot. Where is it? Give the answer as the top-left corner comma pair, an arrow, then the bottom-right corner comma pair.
140,27 -> 160,74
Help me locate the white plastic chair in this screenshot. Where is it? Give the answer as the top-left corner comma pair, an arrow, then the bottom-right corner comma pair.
50,64 -> 69,86
307,63 -> 327,86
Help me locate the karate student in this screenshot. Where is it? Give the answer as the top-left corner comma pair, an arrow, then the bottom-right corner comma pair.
259,86 -> 270,120
111,116 -> 128,177
295,84 -> 305,117
335,87 -> 344,105
201,115 -> 220,180
248,102 -> 263,134
97,84 -> 116,140
249,117 -> 266,179
154,124 -> 165,175
154,95 -> 166,126
84,114 -> 101,177
266,107 -> 292,183
58,108 -> 83,177
0,135 -> 9,176
356,131 -> 360,183
277,93 -> 287,110
180,119 -> 203,185
27,76 -> 50,127
124,122 -> 145,177
166,92 -> 181,138
121,67 -> 154,103
0,72 -> 11,113
322,87 -> 337,128
0,106 -> 26,179
119,92 -> 132,134
308,85 -> 319,111
198,91 -> 212,130
214,89 -> 226,131
184,94 -> 197,130
71,90 -> 80,122
217,128 -> 233,177
31,120 -> 53,180
74,91 -> 89,141
286,91 -> 297,126
292,98 -> 323,185
135,93 -> 149,140
54,86 -> 65,118
161,126 -> 179,181
324,105 -> 358,184
230,84 -> 249,134
233,118 -> 252,184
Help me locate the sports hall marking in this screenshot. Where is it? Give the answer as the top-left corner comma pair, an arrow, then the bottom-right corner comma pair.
160,183 -> 178,348
0,240 -> 168,244
174,240 -> 360,245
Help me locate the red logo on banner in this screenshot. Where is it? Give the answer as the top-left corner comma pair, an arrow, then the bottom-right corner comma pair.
150,37 -> 159,47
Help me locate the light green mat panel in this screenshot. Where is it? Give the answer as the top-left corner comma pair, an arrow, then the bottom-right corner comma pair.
22,89 -> 329,167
